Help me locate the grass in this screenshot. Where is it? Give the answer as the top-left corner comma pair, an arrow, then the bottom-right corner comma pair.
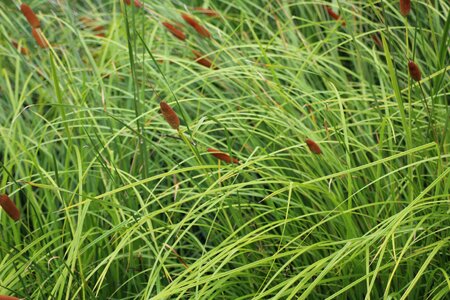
0,0 -> 449,299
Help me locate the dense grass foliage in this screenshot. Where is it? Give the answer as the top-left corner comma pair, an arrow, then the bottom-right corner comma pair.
0,1 -> 449,299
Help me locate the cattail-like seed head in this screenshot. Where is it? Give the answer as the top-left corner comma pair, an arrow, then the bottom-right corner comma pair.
371,34 -> 382,48
162,22 -> 186,40
31,28 -> 49,48
408,60 -> 421,81
11,40 -> 29,55
181,13 -> 198,28
160,101 -> 180,130
192,50 -> 217,69
192,7 -> 220,17
20,3 -> 40,28
79,17 -> 106,37
92,25 -> 106,37
400,0 -> 411,16
305,138 -> 322,154
124,0 -> 143,7
207,148 -> 239,164
0,194 -> 20,221
181,13 -> 211,38
325,5 -> 347,27
0,295 -> 20,300
325,6 -> 346,27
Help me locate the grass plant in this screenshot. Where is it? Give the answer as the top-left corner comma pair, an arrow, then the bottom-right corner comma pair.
0,0 -> 449,299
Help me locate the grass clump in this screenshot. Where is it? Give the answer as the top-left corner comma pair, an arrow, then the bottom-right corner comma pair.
0,0 -> 449,299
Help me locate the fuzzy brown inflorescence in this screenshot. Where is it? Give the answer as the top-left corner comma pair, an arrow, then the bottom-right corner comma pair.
305,138 -> 322,154
408,60 -> 421,81
20,3 -> 40,28
0,194 -> 20,221
162,22 -> 186,41
160,101 -> 180,130
400,0 -> 411,16
207,148 -> 239,164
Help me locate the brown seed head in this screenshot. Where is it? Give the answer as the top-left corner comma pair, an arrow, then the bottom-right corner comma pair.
160,101 -> 180,130
20,3 -> 40,28
124,0 -> 143,7
162,22 -> 186,41
371,34 -> 382,48
325,6 -> 346,27
305,138 -> 322,154
11,40 -> 29,55
400,0 -> 411,16
192,50 -> 217,69
0,194 -> 20,221
181,13 -> 211,38
31,28 -> 49,48
207,148 -> 239,164
80,17 -> 106,37
192,7 -> 220,17
0,295 -> 20,300
408,60 -> 421,81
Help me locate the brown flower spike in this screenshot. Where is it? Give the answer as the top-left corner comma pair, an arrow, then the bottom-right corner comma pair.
0,194 -> 20,221
408,60 -> 421,81
31,28 -> 49,48
181,13 -> 211,38
192,50 -> 217,69
0,295 -> 20,300
162,22 -> 186,41
371,34 -> 382,48
305,138 -> 322,154
124,0 -> 143,8
400,0 -> 411,16
20,3 -> 40,28
207,148 -> 239,164
325,6 -> 346,27
160,101 -> 180,130
192,7 -> 220,18
11,40 -> 29,55
79,17 -> 106,37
